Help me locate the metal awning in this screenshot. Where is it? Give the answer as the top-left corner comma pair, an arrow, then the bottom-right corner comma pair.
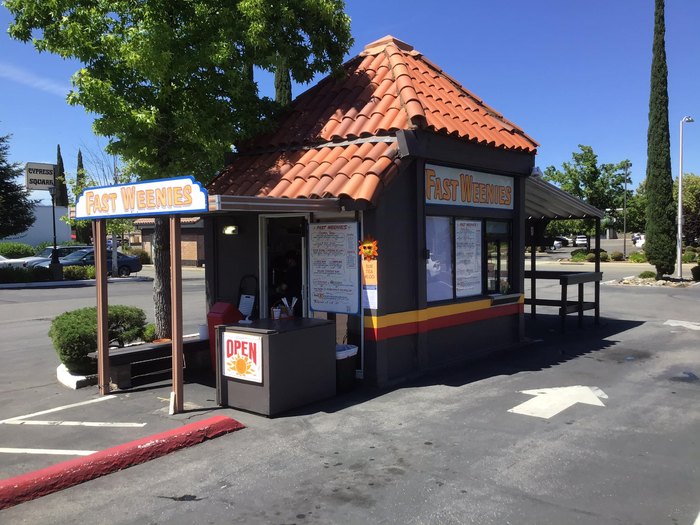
525,176 -> 604,220
207,195 -> 341,213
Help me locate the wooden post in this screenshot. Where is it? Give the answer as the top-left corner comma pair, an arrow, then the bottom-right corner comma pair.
94,219 -> 110,395
170,216 -> 184,413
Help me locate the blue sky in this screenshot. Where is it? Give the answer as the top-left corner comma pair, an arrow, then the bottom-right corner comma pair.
1,1 -> 699,204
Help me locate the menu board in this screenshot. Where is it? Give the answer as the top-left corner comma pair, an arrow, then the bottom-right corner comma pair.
455,220 -> 482,297
308,222 -> 360,314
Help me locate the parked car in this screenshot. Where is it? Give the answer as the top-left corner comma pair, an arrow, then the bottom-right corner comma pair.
631,233 -> 642,244
22,245 -> 93,267
551,240 -> 563,251
35,248 -> 142,277
574,235 -> 588,247
634,234 -> 645,248
0,255 -> 28,269
554,236 -> 570,247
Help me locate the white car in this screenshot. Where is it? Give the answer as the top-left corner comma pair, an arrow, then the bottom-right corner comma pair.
0,255 -> 28,269
551,240 -> 563,251
634,234 -> 645,248
574,235 -> 588,247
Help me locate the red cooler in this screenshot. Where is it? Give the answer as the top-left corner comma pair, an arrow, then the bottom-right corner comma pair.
207,302 -> 242,370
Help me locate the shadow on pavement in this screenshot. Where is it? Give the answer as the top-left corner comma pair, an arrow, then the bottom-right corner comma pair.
108,314 -> 643,419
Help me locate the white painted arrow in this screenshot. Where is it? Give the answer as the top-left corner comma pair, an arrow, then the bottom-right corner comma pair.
508,386 -> 607,419
664,319 -> 700,331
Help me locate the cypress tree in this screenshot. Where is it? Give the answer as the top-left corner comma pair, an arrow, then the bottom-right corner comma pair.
55,144 -> 69,207
644,0 -> 675,278
75,149 -> 91,244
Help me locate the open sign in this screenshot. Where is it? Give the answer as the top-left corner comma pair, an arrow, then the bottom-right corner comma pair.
222,332 -> 263,383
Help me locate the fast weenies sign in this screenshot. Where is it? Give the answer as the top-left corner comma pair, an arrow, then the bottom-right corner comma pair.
74,176 -> 208,219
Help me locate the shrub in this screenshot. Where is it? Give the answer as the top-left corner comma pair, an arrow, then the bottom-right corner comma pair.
0,242 -> 34,258
143,323 -> 157,343
49,305 -> 147,374
63,265 -> 89,281
682,251 -> 697,264
0,266 -> 53,284
570,248 -> 588,258
599,252 -> 610,262
629,251 -> 648,263
128,247 -> 152,265
585,253 -> 596,262
691,265 -> 700,282
610,251 -> 624,261
638,271 -> 656,279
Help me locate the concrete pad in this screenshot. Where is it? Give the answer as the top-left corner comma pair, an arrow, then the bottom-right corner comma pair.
0,415 -> 244,510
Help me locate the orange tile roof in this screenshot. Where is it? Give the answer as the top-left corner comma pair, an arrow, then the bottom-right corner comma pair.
210,35 -> 537,205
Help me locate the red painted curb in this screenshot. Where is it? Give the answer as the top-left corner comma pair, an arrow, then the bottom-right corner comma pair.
0,415 -> 245,510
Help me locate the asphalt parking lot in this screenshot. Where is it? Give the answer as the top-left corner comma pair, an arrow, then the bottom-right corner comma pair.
1,265 -> 699,524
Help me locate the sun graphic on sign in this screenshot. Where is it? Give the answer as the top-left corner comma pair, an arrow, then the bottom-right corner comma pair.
227,355 -> 254,377
359,237 -> 378,260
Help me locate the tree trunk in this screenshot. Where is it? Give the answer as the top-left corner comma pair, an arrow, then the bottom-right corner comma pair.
153,216 -> 171,338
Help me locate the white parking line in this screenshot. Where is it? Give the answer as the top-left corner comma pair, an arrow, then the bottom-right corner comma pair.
694,509 -> 700,525
2,420 -> 146,428
0,395 -> 116,423
0,447 -> 96,456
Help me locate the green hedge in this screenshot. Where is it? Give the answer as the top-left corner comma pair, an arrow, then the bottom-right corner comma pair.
127,247 -> 152,265
629,251 -> 648,263
63,265 -> 96,280
610,251 -> 624,261
49,305 -> 147,374
639,270 -> 656,279
0,266 -> 53,283
0,242 -> 34,258
682,251 -> 697,264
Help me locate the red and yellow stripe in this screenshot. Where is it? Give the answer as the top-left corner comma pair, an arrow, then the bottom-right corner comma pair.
364,295 -> 524,342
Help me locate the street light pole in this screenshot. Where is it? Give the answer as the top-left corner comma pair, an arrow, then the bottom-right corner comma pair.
47,185 -> 58,265
47,185 -> 62,281
623,163 -> 629,260
678,116 -> 694,279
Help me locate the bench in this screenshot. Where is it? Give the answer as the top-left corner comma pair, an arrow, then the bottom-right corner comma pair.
88,338 -> 210,389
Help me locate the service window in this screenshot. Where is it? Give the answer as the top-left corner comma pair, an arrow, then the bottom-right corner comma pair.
426,216 -> 453,302
485,221 -> 511,293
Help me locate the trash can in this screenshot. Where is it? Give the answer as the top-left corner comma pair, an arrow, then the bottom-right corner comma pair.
335,344 -> 358,393
207,302 -> 242,370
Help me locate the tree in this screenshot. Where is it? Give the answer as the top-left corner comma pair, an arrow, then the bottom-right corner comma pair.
0,133 -> 36,238
74,149 -> 91,244
543,145 -> 631,236
7,0 -> 352,337
644,0 -> 675,278
625,180 -> 648,234
55,145 -> 69,207
675,173 -> 700,246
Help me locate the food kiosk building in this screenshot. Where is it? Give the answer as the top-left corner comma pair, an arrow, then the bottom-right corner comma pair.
205,36 -> 539,388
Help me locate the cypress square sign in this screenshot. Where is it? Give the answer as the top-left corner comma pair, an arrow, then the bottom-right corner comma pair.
74,176 -> 209,219
25,162 -> 57,191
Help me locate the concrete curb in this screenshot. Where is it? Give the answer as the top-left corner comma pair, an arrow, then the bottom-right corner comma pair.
0,415 -> 245,510
0,276 -> 152,290
56,364 -> 97,389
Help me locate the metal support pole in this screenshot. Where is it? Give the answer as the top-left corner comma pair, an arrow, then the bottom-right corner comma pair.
94,219 -> 110,395
170,216 -> 184,414
678,116 -> 694,279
